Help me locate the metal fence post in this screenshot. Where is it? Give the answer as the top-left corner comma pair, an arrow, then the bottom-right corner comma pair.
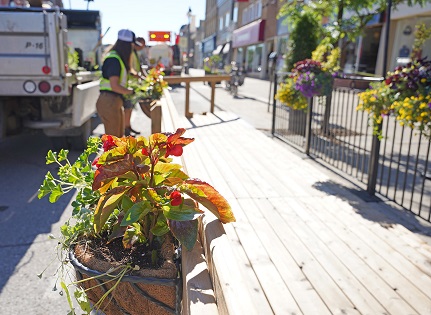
271,72 -> 277,136
305,97 -> 313,155
367,125 -> 382,195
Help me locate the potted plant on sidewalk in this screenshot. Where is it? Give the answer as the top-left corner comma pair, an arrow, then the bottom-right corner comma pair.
38,128 -> 235,315
127,63 -> 169,118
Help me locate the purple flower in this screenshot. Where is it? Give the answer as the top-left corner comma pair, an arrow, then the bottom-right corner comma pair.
428,102 -> 431,109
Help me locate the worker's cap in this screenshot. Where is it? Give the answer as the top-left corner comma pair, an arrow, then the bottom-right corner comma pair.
117,29 -> 143,46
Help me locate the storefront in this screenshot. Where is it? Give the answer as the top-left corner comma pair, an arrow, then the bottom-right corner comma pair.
232,19 -> 266,78
202,36 -> 216,59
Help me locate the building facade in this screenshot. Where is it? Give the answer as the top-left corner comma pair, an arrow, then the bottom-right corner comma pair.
201,1 -> 431,78
202,0 -> 218,60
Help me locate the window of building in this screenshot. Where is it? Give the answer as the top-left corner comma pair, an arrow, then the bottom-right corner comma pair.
233,5 -> 238,23
242,8 -> 248,25
225,12 -> 230,27
257,0 -> 262,18
219,17 -> 223,30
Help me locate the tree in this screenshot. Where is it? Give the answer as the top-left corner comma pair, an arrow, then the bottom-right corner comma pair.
285,11 -> 320,71
279,0 -> 431,64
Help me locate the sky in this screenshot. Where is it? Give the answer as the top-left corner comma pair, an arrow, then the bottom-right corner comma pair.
66,0 -> 206,45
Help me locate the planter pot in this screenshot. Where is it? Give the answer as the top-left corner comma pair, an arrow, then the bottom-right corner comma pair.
333,77 -> 375,90
139,99 -> 157,118
69,236 -> 182,315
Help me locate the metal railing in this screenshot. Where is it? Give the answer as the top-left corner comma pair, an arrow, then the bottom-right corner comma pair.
272,72 -> 431,222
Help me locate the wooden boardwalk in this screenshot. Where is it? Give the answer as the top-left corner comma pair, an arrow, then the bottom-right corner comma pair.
161,95 -> 431,314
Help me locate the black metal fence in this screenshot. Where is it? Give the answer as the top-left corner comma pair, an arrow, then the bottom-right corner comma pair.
272,72 -> 431,222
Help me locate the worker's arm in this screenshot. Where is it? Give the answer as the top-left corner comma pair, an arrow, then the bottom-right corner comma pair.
109,76 -> 134,95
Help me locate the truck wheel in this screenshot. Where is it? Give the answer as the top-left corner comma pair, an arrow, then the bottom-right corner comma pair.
68,118 -> 93,151
50,136 -> 69,152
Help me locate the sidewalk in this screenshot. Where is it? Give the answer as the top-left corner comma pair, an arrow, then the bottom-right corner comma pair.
162,79 -> 431,314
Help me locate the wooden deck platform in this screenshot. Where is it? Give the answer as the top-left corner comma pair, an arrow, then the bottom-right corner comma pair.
161,93 -> 431,315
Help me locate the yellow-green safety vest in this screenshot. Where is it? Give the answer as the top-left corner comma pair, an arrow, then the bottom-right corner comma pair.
128,50 -> 141,83
100,51 -> 127,91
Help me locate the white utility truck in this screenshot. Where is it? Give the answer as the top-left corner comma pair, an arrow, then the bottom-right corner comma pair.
0,7 -> 103,149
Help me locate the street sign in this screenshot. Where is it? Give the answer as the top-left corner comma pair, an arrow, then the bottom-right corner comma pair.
148,31 -> 171,42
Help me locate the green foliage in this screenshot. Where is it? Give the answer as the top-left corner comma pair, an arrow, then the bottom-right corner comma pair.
312,38 -> 341,73
38,129 -> 236,314
285,12 -> 320,71
203,55 -> 222,73
67,49 -> 79,71
412,23 -> 431,59
126,64 -> 169,104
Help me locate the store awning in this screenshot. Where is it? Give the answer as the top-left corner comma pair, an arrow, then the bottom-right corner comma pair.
222,42 -> 230,54
232,19 -> 265,48
213,44 -> 224,55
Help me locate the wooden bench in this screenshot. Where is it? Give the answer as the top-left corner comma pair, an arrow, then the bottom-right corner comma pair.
160,91 -> 259,315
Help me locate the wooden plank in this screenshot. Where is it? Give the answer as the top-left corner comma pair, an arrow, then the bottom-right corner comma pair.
200,212 -> 270,315
289,196 -> 418,315
308,196 -> 431,314
181,239 -> 218,315
237,197 -> 331,315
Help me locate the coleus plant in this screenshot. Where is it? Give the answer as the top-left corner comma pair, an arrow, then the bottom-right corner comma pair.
38,128 -> 235,255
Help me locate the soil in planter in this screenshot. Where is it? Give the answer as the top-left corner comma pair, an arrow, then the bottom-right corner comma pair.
73,235 -> 179,315
83,235 -> 165,269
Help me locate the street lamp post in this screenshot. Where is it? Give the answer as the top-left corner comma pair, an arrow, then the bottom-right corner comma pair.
185,7 -> 192,74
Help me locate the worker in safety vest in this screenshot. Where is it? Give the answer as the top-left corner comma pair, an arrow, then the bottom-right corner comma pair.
124,36 -> 146,136
96,29 -> 142,137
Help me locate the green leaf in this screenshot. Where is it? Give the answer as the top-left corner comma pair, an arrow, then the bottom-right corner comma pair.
121,195 -> 134,211
163,199 -> 202,221
60,281 -> 74,312
150,214 -> 169,236
121,201 -> 151,226
153,174 -> 165,186
58,149 -> 68,162
168,219 -> 198,251
49,184 -> 64,203
46,150 -> 56,164
74,287 -> 91,313
123,223 -> 146,248
94,187 -> 128,232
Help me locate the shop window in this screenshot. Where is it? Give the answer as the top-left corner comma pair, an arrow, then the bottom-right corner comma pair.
257,0 -> 262,18
242,8 -> 248,25
233,6 -> 238,23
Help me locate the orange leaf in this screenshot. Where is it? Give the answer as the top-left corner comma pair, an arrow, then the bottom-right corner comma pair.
183,179 -> 235,224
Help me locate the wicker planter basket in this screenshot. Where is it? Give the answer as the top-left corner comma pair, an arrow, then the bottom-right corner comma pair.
69,237 -> 182,315
139,99 -> 157,118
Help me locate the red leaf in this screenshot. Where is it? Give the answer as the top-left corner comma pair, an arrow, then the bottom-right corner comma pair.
93,159 -> 135,190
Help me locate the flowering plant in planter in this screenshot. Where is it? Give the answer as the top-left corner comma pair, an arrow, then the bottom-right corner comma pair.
127,64 -> 169,103
275,79 -> 308,111
38,128 -> 235,314
358,58 -> 431,138
275,59 -> 333,111
292,59 -> 333,98
127,63 -> 169,118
